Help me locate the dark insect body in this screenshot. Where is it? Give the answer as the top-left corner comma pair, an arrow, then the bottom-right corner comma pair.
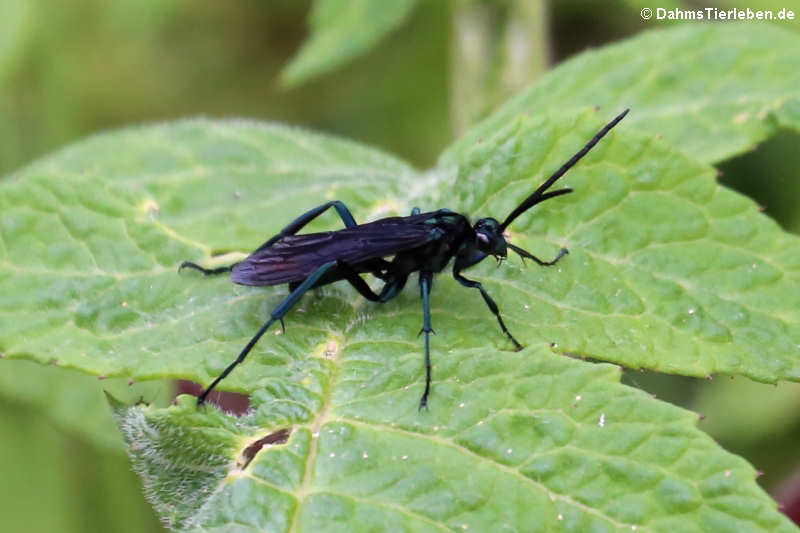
180,109 -> 629,409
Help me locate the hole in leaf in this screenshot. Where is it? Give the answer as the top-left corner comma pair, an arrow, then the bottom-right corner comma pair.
176,380 -> 251,415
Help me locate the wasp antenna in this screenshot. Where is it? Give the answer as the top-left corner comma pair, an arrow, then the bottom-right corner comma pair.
500,109 -> 629,231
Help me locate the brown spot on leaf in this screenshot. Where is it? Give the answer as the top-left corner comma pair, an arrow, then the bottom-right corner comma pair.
237,428 -> 291,469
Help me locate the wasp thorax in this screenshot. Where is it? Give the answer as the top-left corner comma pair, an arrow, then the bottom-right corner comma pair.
474,217 -> 507,256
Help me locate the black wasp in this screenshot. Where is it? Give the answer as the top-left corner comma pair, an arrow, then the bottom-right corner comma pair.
180,109 -> 629,409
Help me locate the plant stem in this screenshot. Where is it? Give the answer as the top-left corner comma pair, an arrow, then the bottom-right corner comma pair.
450,0 -> 549,136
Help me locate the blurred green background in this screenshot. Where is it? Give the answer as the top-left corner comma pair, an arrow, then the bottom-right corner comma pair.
1,1 -> 799,531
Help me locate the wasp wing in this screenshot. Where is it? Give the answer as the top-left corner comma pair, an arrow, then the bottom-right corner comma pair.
231,213 -> 441,286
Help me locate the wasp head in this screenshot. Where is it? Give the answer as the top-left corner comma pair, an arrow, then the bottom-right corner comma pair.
473,217 -> 507,258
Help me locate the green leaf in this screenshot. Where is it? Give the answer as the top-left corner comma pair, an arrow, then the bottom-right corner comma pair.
440,109 -> 800,384
0,119 -> 413,383
280,0 -> 418,88
1,114 -> 798,530
114,350 -> 795,532
9,114 -> 800,388
445,24 -> 800,164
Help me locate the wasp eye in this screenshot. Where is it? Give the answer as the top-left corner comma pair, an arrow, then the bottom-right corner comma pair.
477,233 -> 490,244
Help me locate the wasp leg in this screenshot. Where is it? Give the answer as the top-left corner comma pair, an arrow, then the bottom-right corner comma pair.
453,271 -> 522,351
418,271 -> 435,410
253,200 -> 358,253
198,260 -> 338,406
181,200 -> 358,276
178,261 -> 236,276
